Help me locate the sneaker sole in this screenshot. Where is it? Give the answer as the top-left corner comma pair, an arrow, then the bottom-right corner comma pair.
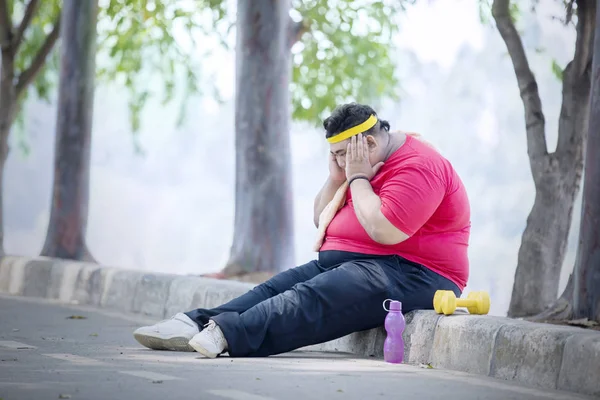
188,339 -> 219,358
133,333 -> 195,352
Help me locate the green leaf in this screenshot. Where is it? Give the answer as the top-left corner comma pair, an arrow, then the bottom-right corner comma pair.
477,0 -> 492,25
290,0 -> 408,125
551,59 -> 564,81
12,0 -> 61,111
11,0 -> 228,154
96,0 -> 227,136
509,1 -> 520,24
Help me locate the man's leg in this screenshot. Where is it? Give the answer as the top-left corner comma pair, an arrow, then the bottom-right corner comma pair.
184,260 -> 324,327
191,256 -> 461,358
133,260 -> 324,351
206,258 -> 394,357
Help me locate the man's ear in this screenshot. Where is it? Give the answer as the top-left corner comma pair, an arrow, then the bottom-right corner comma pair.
366,135 -> 378,151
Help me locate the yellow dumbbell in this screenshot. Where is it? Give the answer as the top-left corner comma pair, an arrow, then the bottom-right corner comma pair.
433,290 -> 490,315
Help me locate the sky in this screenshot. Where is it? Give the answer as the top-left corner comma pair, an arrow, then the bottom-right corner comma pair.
395,0 -> 485,68
4,0 -> 578,317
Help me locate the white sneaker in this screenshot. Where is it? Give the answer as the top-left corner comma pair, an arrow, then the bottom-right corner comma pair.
133,313 -> 199,352
188,320 -> 229,358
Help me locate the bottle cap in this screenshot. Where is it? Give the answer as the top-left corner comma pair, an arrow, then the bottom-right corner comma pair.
383,299 -> 402,312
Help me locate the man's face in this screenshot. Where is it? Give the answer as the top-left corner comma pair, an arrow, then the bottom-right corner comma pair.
329,140 -> 349,168
329,134 -> 379,169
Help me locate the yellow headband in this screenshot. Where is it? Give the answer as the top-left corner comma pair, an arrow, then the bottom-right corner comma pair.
327,115 -> 378,144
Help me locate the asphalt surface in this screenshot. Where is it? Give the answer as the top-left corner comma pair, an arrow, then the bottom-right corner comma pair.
0,294 -> 592,400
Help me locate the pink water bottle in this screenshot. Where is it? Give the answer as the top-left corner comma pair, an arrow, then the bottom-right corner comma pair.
383,299 -> 406,363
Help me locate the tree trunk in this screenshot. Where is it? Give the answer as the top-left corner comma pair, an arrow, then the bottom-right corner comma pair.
0,52 -> 15,257
509,165 -> 580,316
573,0 -> 600,322
493,0 -> 596,317
40,0 -> 97,262
529,273 -> 574,322
222,0 -> 295,277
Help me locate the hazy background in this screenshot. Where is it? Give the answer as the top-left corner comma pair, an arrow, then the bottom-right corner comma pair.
4,0 -> 578,316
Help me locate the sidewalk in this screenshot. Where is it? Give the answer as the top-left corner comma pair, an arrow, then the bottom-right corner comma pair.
0,255 -> 598,397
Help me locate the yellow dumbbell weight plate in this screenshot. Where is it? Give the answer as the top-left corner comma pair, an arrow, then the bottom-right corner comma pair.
466,291 -> 491,315
440,292 -> 456,315
433,290 -> 445,313
434,290 -> 454,314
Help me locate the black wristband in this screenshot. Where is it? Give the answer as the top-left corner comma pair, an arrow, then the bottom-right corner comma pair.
348,175 -> 370,186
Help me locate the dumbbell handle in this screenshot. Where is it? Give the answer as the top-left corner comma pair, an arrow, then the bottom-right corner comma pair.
455,298 -> 476,307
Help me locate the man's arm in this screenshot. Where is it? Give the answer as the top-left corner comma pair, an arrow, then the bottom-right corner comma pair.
349,179 -> 409,244
313,177 -> 345,227
350,166 -> 445,244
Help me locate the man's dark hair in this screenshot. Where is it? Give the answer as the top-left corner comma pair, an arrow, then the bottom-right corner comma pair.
323,103 -> 390,139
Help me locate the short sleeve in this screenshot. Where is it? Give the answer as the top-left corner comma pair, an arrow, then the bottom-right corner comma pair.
379,166 -> 445,236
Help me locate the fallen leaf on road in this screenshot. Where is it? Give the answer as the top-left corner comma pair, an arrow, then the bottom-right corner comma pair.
337,389 -> 344,393
66,315 -> 87,320
89,333 -> 98,337
566,318 -> 599,328
152,380 -> 163,384
58,394 -> 71,399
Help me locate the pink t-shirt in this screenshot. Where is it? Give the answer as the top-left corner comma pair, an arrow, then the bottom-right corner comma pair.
320,135 -> 471,290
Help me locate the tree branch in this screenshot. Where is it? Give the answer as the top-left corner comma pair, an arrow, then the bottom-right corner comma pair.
556,0 -> 596,156
492,0 -> 548,167
13,0 -> 39,52
0,0 -> 12,51
15,15 -> 60,98
287,18 -> 308,50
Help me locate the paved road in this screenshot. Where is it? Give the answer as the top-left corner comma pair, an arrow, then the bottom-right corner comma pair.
0,295 -> 592,400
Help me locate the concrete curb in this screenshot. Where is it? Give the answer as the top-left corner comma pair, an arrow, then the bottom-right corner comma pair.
0,256 -> 598,397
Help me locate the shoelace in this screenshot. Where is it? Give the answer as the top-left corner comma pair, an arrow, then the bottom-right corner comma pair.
201,321 -> 227,353
203,321 -> 216,331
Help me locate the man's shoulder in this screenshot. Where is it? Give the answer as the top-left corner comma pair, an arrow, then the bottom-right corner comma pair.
387,145 -> 460,187
389,147 -> 448,173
